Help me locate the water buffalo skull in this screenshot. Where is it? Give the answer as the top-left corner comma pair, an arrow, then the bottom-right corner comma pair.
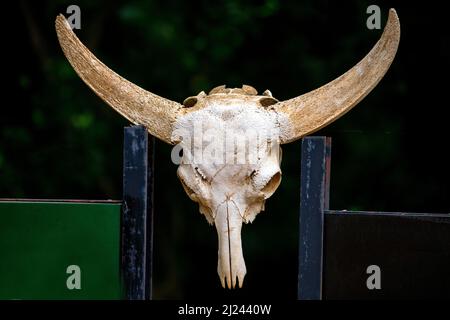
55,9 -> 400,288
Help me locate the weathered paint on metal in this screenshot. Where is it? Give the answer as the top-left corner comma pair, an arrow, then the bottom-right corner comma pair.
298,136 -> 331,300
121,125 -> 154,300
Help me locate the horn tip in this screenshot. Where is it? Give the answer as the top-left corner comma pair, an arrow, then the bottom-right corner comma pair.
55,14 -> 70,31
55,14 -> 65,23
386,8 -> 401,41
388,8 -> 400,25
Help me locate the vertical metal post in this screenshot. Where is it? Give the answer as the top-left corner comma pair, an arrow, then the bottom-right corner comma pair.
121,125 -> 154,300
298,136 -> 331,300
146,136 -> 155,300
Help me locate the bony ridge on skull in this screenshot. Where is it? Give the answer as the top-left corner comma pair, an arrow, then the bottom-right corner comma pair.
55,9 -> 400,289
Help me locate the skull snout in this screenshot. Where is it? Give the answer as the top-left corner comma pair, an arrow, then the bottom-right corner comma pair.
214,201 -> 247,289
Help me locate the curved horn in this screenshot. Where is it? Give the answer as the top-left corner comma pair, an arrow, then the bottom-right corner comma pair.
55,14 -> 182,144
275,9 -> 400,144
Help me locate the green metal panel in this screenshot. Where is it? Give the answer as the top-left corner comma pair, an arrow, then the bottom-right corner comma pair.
0,200 -> 122,299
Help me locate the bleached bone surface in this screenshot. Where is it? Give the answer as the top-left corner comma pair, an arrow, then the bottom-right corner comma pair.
173,97 -> 284,288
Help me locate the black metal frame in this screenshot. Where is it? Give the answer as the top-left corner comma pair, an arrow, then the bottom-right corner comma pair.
298,136 -> 450,300
121,125 -> 154,300
298,137 -> 331,300
120,129 -> 449,300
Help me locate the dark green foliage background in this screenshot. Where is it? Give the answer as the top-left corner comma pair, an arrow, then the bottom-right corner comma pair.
2,0 -> 449,298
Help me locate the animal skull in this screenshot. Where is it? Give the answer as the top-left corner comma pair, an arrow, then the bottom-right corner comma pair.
172,87 -> 285,288
55,9 -> 400,288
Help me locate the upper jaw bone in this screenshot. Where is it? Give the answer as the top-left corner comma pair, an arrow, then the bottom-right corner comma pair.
214,201 -> 247,289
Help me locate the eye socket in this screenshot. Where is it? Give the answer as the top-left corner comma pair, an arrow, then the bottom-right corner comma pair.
261,172 -> 281,198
